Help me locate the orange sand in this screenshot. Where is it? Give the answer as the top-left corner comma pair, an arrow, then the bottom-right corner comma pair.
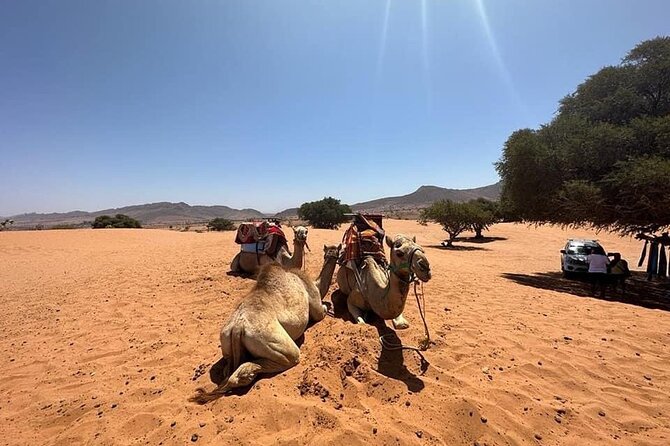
1,221 -> 669,445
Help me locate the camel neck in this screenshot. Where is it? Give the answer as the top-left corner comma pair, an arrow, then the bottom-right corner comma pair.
291,240 -> 305,269
316,257 -> 338,299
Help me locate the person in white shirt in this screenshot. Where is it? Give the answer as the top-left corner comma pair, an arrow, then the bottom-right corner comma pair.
586,246 -> 610,296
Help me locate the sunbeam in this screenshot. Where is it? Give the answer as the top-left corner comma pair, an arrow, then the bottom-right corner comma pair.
421,0 -> 432,109
375,0 -> 392,82
474,0 -> 527,114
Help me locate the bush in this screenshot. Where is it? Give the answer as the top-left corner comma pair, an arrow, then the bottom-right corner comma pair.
298,197 -> 351,229
419,200 -> 479,246
207,218 -> 236,231
92,214 -> 142,229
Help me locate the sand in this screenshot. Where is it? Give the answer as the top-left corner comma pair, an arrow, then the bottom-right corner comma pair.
1,221 -> 669,446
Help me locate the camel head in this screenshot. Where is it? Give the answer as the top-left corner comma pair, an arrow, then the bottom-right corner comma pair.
385,234 -> 432,283
291,226 -> 310,250
323,243 -> 342,261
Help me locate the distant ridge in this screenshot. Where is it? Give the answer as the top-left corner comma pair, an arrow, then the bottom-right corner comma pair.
7,202 -> 266,228
273,182 -> 501,218
351,182 -> 501,214
6,182 -> 501,228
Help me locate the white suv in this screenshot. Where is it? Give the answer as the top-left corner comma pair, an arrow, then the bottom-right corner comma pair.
560,239 -> 605,277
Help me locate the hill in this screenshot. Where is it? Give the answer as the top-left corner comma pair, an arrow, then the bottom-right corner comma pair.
8,202 -> 266,228
271,183 -> 501,219
351,182 -> 501,216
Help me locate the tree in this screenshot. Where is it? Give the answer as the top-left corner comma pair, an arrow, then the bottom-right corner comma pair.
419,200 -> 479,247
468,198 -> 499,238
298,197 -> 351,229
207,217 -> 236,231
496,36 -> 670,235
0,219 -> 14,230
92,214 -> 142,229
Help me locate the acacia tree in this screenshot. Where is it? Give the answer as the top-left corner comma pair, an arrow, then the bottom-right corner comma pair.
419,200 -> 478,247
92,214 -> 141,229
496,36 -> 670,235
468,198 -> 499,238
0,219 -> 14,230
298,197 -> 351,229
206,218 -> 236,231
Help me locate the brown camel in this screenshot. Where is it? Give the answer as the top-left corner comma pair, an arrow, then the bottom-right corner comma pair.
337,234 -> 431,329
230,226 -> 309,275
190,243 -> 341,404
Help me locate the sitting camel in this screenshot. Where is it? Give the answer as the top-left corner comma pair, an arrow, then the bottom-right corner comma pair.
191,244 -> 341,403
230,226 -> 309,275
337,234 -> 431,329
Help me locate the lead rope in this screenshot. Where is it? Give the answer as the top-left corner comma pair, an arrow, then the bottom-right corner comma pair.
378,278 -> 431,374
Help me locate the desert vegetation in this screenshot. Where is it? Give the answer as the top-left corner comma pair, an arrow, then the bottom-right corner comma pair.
91,214 -> 142,229
206,218 -> 236,231
298,197 -> 352,229
497,37 -> 670,235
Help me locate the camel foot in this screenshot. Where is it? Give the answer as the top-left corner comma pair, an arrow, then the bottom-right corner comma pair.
392,315 -> 409,330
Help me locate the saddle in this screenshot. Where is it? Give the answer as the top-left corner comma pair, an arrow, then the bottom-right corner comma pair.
339,214 -> 387,268
235,221 -> 289,258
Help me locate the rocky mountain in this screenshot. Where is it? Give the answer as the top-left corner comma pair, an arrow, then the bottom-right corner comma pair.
273,182 -> 501,219
351,182 -> 501,214
7,202 -> 266,228
5,182 -> 501,228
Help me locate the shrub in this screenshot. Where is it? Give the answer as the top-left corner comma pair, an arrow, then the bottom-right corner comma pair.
92,214 -> 142,229
207,218 -> 236,231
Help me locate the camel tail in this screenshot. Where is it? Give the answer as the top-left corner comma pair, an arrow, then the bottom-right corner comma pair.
188,325 -> 245,405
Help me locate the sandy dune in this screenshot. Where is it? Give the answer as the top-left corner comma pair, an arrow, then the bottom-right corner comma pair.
1,221 -> 669,445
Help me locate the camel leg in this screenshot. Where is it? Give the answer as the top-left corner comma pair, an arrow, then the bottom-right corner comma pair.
308,293 -> 327,322
223,355 -> 295,390
230,253 -> 241,272
191,328 -> 300,404
347,292 -> 367,325
392,313 -> 409,330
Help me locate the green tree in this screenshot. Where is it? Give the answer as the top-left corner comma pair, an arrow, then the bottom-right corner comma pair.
496,36 -> 670,235
419,200 -> 478,247
298,197 -> 351,229
468,198 -> 499,238
0,219 -> 14,230
92,214 -> 142,229
206,217 -> 236,231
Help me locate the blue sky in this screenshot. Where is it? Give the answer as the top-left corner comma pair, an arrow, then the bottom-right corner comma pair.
1,0 -> 668,215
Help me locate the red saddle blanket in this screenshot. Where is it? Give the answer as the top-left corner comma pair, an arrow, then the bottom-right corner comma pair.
235,222 -> 288,258
340,214 -> 387,267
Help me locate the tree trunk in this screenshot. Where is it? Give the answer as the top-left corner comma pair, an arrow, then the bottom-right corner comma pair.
474,226 -> 484,239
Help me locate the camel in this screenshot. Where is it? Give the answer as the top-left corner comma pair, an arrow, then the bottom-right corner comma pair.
336,234 -> 431,330
190,243 -> 341,404
230,226 -> 309,275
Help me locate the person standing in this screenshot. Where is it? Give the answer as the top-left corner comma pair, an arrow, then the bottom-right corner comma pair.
608,253 -> 631,294
587,246 -> 610,297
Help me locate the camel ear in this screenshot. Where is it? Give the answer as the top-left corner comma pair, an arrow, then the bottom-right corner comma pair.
385,235 -> 394,248
323,244 -> 327,252
412,236 -> 416,243
337,243 -> 342,251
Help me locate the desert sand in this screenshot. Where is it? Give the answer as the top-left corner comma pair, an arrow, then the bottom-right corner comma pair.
1,220 -> 669,446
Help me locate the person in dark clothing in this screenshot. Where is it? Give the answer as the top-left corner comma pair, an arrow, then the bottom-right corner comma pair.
608,253 -> 631,294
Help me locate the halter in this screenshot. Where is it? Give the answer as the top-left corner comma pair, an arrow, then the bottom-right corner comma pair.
388,245 -> 424,284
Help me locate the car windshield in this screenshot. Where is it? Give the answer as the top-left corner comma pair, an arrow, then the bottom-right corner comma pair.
567,244 -> 598,255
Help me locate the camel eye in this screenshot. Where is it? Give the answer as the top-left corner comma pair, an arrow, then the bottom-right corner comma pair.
396,250 -> 405,258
